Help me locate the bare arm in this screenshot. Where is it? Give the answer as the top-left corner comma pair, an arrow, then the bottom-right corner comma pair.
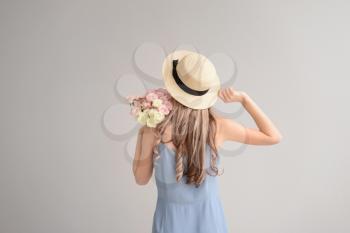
132,126 -> 157,185
216,87 -> 283,146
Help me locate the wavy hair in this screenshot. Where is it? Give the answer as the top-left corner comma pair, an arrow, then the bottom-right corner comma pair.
152,97 -> 223,188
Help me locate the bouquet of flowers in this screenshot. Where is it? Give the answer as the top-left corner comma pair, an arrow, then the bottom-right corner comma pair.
126,88 -> 173,128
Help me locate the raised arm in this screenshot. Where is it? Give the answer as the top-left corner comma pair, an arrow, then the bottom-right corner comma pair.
215,87 -> 283,146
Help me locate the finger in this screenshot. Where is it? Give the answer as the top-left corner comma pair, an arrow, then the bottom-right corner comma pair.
222,89 -> 230,102
227,88 -> 235,99
219,89 -> 226,101
218,90 -> 224,99
218,90 -> 226,102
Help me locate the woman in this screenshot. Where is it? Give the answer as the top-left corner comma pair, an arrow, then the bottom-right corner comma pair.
132,50 -> 282,233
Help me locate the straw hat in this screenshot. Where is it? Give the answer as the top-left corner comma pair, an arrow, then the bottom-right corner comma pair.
162,50 -> 221,110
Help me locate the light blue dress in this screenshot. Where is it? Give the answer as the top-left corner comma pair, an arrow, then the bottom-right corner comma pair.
152,143 -> 229,233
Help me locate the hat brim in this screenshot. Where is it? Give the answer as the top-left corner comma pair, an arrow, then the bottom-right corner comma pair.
162,50 -> 221,110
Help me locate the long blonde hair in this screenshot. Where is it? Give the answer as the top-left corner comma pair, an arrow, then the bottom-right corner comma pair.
153,97 -> 223,188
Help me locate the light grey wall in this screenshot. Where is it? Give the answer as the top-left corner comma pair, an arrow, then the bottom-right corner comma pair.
1,0 -> 349,233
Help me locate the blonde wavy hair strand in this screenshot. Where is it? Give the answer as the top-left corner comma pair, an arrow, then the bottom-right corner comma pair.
152,97 -> 224,188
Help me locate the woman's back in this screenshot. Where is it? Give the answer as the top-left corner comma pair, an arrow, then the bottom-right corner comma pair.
131,50 -> 282,233
152,142 -> 228,233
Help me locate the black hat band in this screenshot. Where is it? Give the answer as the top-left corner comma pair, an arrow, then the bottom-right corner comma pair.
172,60 -> 209,96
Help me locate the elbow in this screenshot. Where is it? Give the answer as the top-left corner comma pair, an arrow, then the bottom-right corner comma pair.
133,166 -> 152,186
270,134 -> 283,144
135,180 -> 148,186
134,176 -> 150,186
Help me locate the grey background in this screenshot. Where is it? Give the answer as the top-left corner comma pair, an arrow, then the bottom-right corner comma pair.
1,0 -> 349,233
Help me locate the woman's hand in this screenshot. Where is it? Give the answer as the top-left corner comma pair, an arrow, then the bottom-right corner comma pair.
216,87 -> 283,145
218,87 -> 246,103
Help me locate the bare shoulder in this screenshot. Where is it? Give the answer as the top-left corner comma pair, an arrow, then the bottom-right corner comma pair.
212,109 -> 247,146
211,110 -> 237,131
212,111 -> 225,123
211,110 -> 229,148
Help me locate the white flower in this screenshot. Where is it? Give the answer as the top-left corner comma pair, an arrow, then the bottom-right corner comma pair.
146,109 -> 164,127
137,110 -> 148,125
152,98 -> 163,108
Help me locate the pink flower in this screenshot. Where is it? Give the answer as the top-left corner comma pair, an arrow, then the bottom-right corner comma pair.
132,99 -> 142,108
146,92 -> 158,102
142,101 -> 152,108
131,106 -> 141,116
158,104 -> 170,115
154,88 -> 167,97
159,95 -> 166,100
163,100 -> 173,111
